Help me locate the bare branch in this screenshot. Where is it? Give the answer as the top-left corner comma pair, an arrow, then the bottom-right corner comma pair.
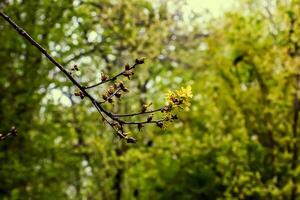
113,108 -> 162,118
0,11 -> 179,143
84,60 -> 143,90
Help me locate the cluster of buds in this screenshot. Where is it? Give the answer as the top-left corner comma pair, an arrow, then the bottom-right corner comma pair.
72,58 -> 191,143
147,114 -> 153,122
69,64 -> 79,76
141,103 -> 152,113
101,81 -> 129,104
123,64 -> 134,79
74,90 -> 85,99
72,64 -> 79,71
170,96 -> 183,105
135,58 -> 145,64
0,13 -> 190,144
156,121 -> 163,128
166,86 -> 193,108
118,81 -> 129,92
161,104 -> 173,112
101,72 -> 109,82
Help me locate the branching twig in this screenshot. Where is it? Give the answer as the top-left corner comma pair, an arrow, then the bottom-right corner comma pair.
0,11 -> 178,143
84,62 -> 141,89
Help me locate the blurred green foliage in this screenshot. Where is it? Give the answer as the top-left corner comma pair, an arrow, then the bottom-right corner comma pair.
0,0 -> 300,199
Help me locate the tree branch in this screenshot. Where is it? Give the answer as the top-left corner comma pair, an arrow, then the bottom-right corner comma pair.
0,11 -> 177,143
113,108 -> 162,117
84,61 -> 142,89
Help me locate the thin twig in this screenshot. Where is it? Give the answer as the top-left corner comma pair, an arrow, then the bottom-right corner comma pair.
0,12 -> 92,100
99,88 -> 122,104
84,63 -> 139,89
0,11 -> 120,135
0,11 -> 170,143
121,119 -> 165,125
113,108 -> 162,117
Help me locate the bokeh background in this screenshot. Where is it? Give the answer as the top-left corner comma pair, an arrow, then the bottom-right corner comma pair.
0,0 -> 300,199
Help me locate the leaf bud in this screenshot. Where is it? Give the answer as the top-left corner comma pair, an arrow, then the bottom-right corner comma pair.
123,70 -> 134,79
115,91 -> 122,98
147,114 -> 153,122
101,72 -> 109,82
102,93 -> 108,100
137,124 -> 144,131
73,64 -> 79,71
108,98 -> 113,103
156,121 -> 164,129
135,57 -> 146,64
171,114 -> 178,120
161,104 -> 173,112
74,91 -> 85,99
108,86 -> 115,95
125,64 -> 130,70
126,136 -> 137,143
118,82 -> 129,92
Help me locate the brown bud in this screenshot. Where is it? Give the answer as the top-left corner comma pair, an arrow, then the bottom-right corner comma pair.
171,114 -> 178,120
113,83 -> 119,90
74,91 -> 85,99
172,97 -> 179,104
80,93 -> 85,99
102,93 -> 108,100
108,86 -> 115,95
74,91 -> 81,96
126,136 -> 137,143
141,105 -> 147,113
123,70 -> 134,79
73,64 -> 79,71
119,82 -> 129,92
118,81 -> 124,88
125,64 -> 130,70
156,121 -> 164,129
161,104 -> 173,112
165,116 -> 170,121
137,124 -> 144,131
147,114 -> 153,122
115,92 -> 122,98
101,73 -> 109,82
171,97 -> 183,105
141,103 -> 152,113
135,57 -> 146,64
108,98 -> 113,103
